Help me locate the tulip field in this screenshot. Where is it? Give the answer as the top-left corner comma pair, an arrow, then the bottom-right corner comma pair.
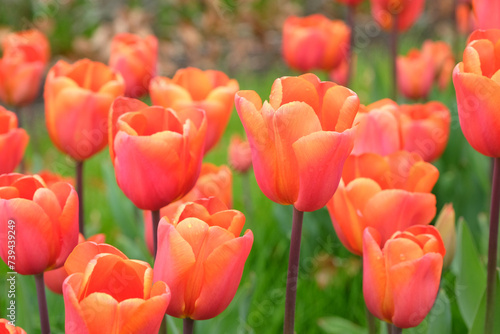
1,1 -> 500,334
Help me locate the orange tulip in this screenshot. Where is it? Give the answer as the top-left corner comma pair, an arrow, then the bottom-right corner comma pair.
44,59 -> 125,161
456,1 -> 475,35
44,233 -> 105,294
282,14 -> 350,72
37,170 -> 75,187
0,174 -> 78,275
472,0 -> 500,29
453,29 -> 500,157
397,49 -> 435,100
109,33 -> 158,98
422,40 -> 455,91
236,73 -> 359,212
0,319 -> 26,334
0,30 -> 50,107
109,97 -> 207,210
63,250 -> 170,333
363,225 -> 445,328
370,0 -> 425,31
143,163 -> 233,254
0,106 -> 29,174
327,151 -> 438,255
150,67 -> 238,153
399,102 -> 451,162
228,134 -> 252,173
153,200 -> 253,320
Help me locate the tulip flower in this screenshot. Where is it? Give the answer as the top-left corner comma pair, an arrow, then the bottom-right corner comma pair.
44,233 -> 105,294
282,14 -> 350,72
327,151 -> 438,255
472,0 -> 500,29
363,225 -> 445,328
109,97 -> 207,211
370,0 -> 425,32
37,170 -> 75,187
150,67 -> 238,153
45,59 -> 125,161
422,40 -> 455,91
64,252 -> 170,333
456,1 -> 475,35
399,102 -> 451,162
0,319 -> 26,334
109,33 -> 158,98
0,174 -> 79,275
143,163 -> 232,255
236,73 -> 359,212
228,134 -> 252,174
435,204 -> 456,268
0,30 -> 50,107
153,200 -> 253,320
0,106 -> 29,174
397,48 -> 435,100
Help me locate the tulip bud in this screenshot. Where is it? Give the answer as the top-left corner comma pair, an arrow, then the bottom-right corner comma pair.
228,134 -> 252,174
435,203 -> 456,268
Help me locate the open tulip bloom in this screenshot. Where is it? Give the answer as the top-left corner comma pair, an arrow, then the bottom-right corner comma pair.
236,73 -> 359,333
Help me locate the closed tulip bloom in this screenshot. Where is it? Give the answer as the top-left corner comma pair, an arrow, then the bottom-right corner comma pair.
472,0 -> 500,29
399,102 -> 451,162
397,49 -> 435,100
0,174 -> 78,275
154,200 -> 253,320
327,151 -> 438,255
144,164 -> 233,254
370,0 -> 425,31
64,252 -> 170,333
228,134 -> 252,173
0,319 -> 26,334
45,59 -> 125,161
282,14 -> 350,72
109,97 -> 207,210
453,29 -> 500,157
236,73 -> 359,212
2,29 -> 50,65
0,106 -> 29,174
422,40 -> 455,91
150,67 -> 238,153
109,33 -> 158,98
363,225 -> 445,328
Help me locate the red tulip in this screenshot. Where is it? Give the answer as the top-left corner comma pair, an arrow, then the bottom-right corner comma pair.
109,97 -> 207,210
327,151 -> 438,255
109,33 -> 158,98
0,174 -> 78,275
397,49 -> 435,100
64,250 -> 170,333
150,67 -> 238,153
0,319 -> 26,334
472,0 -> 500,29
370,0 -> 425,31
453,29 -> 500,157
235,73 -> 359,212
153,200 -> 253,320
0,106 -> 29,174
363,225 -> 445,328
44,59 -> 125,161
143,163 -> 233,255
282,14 -> 350,72
0,30 -> 50,107
228,134 -> 252,173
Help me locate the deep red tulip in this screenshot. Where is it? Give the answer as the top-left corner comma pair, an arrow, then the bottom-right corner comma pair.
0,106 -> 28,174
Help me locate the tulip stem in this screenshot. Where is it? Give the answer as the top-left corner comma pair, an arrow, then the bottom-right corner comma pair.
242,171 -> 253,214
391,324 -> 402,334
76,160 -> 84,236
390,14 -> 399,101
283,207 -> 304,334
34,273 -> 51,334
485,157 -> 500,334
152,209 -> 161,259
346,4 -> 356,87
365,304 -> 377,334
386,323 -> 392,334
183,318 -> 194,334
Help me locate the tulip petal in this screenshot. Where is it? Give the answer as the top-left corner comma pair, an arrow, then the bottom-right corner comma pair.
65,241 -> 127,276
63,273 -> 89,334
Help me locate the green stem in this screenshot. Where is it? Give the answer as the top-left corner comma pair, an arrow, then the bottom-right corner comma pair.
390,14 -> 399,101
386,323 -> 392,334
35,273 -> 51,334
242,171 -> 253,215
485,157 -> 500,334
283,207 -> 304,334
76,160 -> 84,236
159,315 -> 167,334
183,318 -> 194,334
365,304 -> 377,334
391,324 -> 402,334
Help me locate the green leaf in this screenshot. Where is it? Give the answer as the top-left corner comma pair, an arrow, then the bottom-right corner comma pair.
468,272 -> 500,334
427,289 -> 452,334
318,316 -> 367,334
455,219 -> 486,329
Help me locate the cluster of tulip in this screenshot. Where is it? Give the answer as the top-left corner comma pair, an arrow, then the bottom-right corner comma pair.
1,0 -> 500,333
